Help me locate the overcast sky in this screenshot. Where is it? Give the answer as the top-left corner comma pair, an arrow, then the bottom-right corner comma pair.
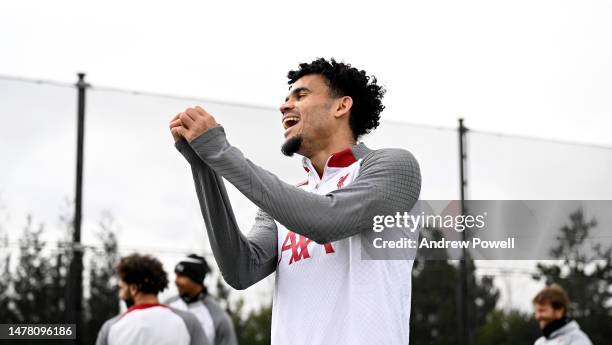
1,0 -> 611,312
1,0 -> 612,146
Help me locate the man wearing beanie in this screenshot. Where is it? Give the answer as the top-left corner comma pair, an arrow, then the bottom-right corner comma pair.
165,254 -> 237,345
96,253 -> 208,345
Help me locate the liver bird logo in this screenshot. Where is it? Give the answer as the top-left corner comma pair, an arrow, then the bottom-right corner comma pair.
337,173 -> 349,189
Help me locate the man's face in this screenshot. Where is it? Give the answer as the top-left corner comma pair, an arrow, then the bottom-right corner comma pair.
175,274 -> 202,298
279,74 -> 339,157
534,303 -> 565,329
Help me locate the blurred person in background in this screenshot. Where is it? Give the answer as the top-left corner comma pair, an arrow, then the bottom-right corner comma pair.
95,253 -> 208,345
533,284 -> 592,345
165,254 -> 237,345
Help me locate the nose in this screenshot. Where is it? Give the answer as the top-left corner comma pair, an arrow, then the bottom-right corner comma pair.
280,99 -> 294,115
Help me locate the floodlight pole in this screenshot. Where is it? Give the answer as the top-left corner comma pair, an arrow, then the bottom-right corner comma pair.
67,72 -> 88,344
458,118 -> 472,345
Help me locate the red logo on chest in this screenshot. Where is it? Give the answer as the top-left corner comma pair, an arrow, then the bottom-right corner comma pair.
337,173 -> 350,189
280,231 -> 335,265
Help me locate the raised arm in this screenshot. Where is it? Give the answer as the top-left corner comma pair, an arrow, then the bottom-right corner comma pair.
176,140 -> 278,290
186,126 -> 421,244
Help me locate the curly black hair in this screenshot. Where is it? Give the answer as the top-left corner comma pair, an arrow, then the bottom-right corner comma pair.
117,254 -> 168,295
287,58 -> 385,140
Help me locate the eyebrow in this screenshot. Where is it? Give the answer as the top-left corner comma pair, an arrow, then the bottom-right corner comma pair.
285,87 -> 310,102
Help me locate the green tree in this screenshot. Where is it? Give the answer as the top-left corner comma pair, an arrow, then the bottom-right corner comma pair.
0,233 -> 17,323
533,208 -> 612,344
12,216 -> 65,323
411,259 -> 460,343
3,216 -> 71,345
238,303 -> 272,345
0,203 -> 120,345
475,309 -> 539,345
0,198 -> 17,323
83,212 -> 120,344
411,227 -> 499,345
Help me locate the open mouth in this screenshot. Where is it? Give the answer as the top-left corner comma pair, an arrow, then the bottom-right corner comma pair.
283,116 -> 301,130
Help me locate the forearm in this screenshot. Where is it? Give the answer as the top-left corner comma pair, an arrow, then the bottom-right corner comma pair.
187,127 -> 421,244
176,140 -> 277,289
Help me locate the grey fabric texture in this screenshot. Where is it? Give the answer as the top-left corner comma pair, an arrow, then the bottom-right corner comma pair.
95,315 -> 119,345
175,126 -> 421,289
201,295 -> 238,345
163,295 -> 181,305
170,307 -> 211,345
534,321 -> 592,345
164,294 -> 238,345
175,141 -> 278,289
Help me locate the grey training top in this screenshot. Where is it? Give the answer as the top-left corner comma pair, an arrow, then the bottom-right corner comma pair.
165,293 -> 237,345
175,126 -> 421,290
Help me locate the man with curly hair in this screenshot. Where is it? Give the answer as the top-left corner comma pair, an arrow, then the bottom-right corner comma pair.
170,58 -> 421,344
95,254 -> 209,345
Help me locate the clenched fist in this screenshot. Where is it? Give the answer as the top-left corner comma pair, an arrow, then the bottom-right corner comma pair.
169,106 -> 219,143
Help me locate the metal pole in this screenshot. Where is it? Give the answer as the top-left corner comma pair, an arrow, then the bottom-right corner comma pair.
459,118 -> 467,216
75,73 -> 86,246
457,118 -> 472,345
67,72 -> 88,344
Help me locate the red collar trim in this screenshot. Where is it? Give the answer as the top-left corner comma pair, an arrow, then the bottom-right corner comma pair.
302,147 -> 358,178
125,303 -> 166,315
327,148 -> 357,168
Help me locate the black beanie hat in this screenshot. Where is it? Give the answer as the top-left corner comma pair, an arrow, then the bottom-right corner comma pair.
175,254 -> 210,285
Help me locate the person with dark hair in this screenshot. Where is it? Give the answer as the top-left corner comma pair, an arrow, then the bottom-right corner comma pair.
169,58 -> 421,344
165,254 -> 237,345
95,254 -> 209,345
532,284 -> 592,345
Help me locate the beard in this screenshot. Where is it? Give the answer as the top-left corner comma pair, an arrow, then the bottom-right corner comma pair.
281,135 -> 303,157
179,290 -> 202,304
122,290 -> 135,309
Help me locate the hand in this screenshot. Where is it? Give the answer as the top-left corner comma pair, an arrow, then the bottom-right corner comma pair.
169,106 -> 219,143
169,113 -> 184,142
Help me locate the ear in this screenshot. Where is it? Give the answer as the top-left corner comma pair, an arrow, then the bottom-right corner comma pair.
333,96 -> 353,119
129,284 -> 139,297
554,308 -> 566,319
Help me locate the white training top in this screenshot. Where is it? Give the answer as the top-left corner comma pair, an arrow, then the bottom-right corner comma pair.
95,304 -> 208,345
271,150 -> 414,345
168,297 -> 215,343
176,128 -> 422,345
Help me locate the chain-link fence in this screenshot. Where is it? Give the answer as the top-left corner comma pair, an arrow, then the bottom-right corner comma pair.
1,75 -> 611,343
